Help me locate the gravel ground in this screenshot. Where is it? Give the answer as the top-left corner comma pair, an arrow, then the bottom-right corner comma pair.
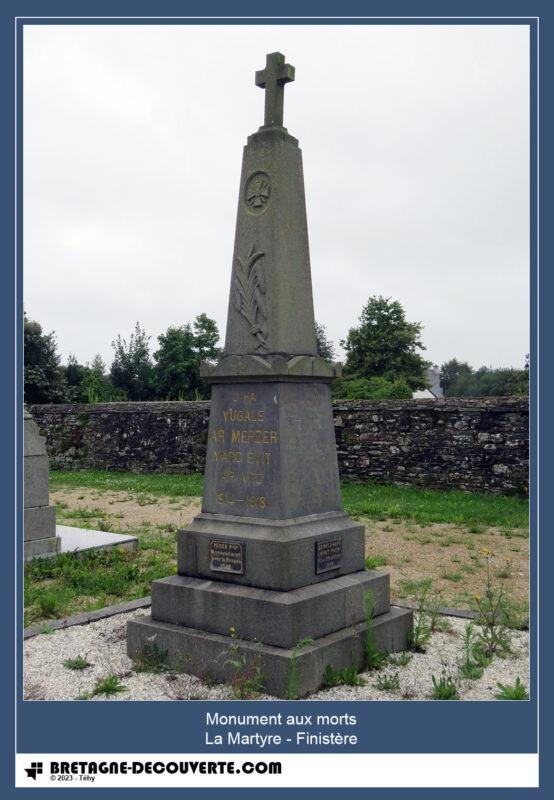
24,609 -> 529,702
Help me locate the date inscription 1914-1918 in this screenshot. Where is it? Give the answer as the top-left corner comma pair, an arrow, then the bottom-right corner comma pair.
210,539 -> 245,574
315,537 -> 343,574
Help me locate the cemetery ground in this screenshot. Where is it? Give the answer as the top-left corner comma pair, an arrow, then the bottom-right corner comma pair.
24,471 -> 530,701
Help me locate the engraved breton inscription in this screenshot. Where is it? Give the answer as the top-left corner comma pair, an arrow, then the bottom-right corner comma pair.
210,539 -> 244,574
245,171 -> 271,212
232,245 -> 268,351
209,386 -> 278,516
316,537 -> 343,574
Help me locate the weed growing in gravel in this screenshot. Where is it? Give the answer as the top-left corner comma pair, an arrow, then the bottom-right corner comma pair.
431,670 -> 459,700
285,638 -> 314,700
132,642 -> 170,674
364,591 -> 388,670
409,612 -> 432,653
458,623 -> 490,680
225,627 -> 265,699
63,656 -> 92,671
387,652 -> 413,667
90,675 -> 127,698
406,582 -> 435,652
203,672 -> 218,688
495,677 -> 528,700
473,552 -> 512,658
322,663 -> 366,688
375,672 -> 400,692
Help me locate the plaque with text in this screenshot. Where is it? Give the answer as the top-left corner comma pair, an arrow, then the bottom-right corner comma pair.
315,537 -> 342,574
210,539 -> 245,574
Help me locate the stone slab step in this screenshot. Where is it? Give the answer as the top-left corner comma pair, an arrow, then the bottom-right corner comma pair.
151,569 -> 390,648
127,606 -> 413,698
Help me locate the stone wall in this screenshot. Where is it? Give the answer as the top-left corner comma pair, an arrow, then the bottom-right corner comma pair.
30,397 -> 528,495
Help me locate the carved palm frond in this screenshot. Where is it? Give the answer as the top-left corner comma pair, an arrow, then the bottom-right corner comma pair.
232,245 -> 268,350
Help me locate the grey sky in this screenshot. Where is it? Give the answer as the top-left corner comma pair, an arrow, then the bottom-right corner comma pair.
24,23 -> 530,370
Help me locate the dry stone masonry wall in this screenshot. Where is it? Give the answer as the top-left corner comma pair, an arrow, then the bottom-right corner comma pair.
30,397 -> 528,496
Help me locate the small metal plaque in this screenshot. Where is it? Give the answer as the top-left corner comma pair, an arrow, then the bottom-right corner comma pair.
316,537 -> 343,574
210,539 -> 245,574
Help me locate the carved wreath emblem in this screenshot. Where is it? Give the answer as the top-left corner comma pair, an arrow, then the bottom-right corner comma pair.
232,245 -> 268,351
245,172 -> 271,212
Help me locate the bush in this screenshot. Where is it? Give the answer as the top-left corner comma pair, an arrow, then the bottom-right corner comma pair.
333,376 -> 412,400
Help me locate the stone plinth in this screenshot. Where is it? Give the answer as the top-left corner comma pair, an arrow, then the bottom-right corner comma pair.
24,409 -> 60,560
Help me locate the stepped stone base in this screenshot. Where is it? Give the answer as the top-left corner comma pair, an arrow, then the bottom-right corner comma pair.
127,605 -> 413,698
150,570 -> 389,648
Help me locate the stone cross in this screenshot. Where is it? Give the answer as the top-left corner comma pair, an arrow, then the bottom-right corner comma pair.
255,52 -> 295,127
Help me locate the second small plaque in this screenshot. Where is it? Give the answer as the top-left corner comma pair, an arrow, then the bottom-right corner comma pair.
316,537 -> 342,574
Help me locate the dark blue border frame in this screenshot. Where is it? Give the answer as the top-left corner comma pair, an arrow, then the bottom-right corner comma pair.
2,2 -> 549,798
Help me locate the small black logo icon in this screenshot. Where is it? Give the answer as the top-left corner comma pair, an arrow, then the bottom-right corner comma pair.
25,762 -> 43,780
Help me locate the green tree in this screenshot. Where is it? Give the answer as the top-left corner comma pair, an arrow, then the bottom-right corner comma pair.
441,359 -> 528,397
315,321 -> 335,362
193,313 -> 221,362
24,314 -> 67,404
81,354 -> 117,403
110,322 -> 155,401
61,354 -> 89,402
153,314 -> 221,400
440,358 -> 473,395
341,296 -> 429,390
153,324 -> 197,400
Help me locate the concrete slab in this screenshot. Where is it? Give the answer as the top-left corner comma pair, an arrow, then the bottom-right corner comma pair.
57,525 -> 138,555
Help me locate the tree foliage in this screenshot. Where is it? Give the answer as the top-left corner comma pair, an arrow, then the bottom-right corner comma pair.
439,358 -> 473,395
332,376 -> 412,400
24,314 -> 67,404
440,359 -> 528,397
315,321 -> 335,362
341,296 -> 429,390
153,315 -> 221,400
110,322 -> 155,401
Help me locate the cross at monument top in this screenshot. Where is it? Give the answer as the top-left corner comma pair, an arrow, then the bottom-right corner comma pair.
255,52 -> 295,128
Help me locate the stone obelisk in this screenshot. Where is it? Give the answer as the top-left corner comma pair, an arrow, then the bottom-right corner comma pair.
128,53 -> 412,697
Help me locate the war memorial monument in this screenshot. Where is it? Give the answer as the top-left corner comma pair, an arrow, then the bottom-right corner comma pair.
127,53 -> 412,697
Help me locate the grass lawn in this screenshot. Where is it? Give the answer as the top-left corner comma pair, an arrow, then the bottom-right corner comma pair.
24,470 -> 529,629
50,469 -> 528,528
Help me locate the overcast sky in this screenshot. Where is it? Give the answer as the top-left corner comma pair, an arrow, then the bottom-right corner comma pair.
24,23 -> 530,370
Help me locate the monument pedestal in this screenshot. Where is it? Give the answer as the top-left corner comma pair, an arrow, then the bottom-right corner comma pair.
127,52 -> 412,696
127,377 -> 412,696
